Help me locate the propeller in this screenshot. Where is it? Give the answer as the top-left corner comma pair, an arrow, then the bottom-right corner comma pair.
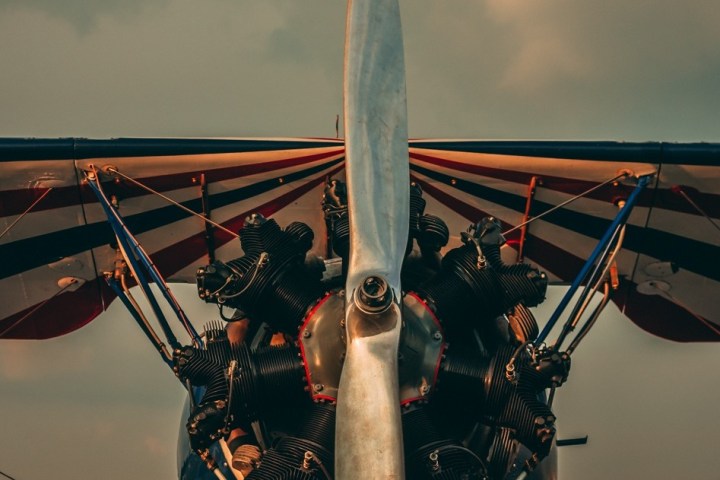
334,0 -> 409,478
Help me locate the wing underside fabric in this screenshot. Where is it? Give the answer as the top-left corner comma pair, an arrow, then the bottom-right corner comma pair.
0,138 -> 344,338
1,138 -> 718,341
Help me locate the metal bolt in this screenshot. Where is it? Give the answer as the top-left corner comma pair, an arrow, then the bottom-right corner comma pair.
429,450 -> 440,471
302,451 -> 313,470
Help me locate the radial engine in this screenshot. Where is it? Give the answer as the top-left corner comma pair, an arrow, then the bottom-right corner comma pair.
176,180 -> 568,479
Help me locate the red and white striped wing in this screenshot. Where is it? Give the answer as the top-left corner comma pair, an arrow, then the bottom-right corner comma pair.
409,140 -> 720,342
0,138 -> 344,339
2,138 -> 718,342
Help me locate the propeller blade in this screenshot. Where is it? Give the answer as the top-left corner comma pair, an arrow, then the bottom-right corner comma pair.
335,0 -> 409,478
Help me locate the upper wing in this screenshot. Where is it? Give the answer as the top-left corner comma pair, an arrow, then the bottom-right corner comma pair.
409,140 -> 720,342
3,138 -> 718,342
0,137 -> 344,339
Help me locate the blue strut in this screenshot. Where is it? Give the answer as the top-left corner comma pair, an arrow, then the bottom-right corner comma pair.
85,167 -> 202,347
535,174 -> 653,346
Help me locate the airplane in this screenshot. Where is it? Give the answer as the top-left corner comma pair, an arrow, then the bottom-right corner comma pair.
1,1 -> 719,479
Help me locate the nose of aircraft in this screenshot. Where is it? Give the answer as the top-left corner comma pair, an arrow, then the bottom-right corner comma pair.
334,0 -> 409,478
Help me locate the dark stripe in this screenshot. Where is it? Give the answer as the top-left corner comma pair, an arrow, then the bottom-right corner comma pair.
0,186 -> 84,219
663,143 -> 720,167
411,151 -> 720,218
0,148 -> 344,217
409,140 -> 720,166
3,138 -> 718,165
0,138 -> 75,161
652,184 -> 720,219
0,137 -> 342,162
415,176 -> 719,343
412,165 -> 720,282
0,159 -> 343,280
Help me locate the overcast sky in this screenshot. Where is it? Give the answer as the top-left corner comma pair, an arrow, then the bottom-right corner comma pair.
1,0 -> 719,140
1,1 -> 720,479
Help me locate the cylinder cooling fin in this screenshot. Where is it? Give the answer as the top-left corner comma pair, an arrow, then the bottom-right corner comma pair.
176,183 -> 565,480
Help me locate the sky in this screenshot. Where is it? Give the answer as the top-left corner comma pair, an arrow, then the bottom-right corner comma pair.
1,1 -> 720,479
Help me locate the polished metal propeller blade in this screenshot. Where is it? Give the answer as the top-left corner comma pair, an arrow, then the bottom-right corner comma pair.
335,0 -> 409,478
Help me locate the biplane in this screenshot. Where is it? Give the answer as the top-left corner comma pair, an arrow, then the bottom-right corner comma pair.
1,1 -> 719,479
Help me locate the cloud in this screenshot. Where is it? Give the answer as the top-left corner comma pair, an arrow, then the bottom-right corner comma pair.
0,340 -> 94,381
0,1 -> 344,138
143,435 -> 169,455
483,0 -> 720,92
400,0 -> 720,140
0,0 -> 168,33
0,0 -> 718,140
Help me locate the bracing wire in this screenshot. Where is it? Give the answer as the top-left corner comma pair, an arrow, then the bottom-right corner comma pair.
0,187 -> 53,241
106,167 -> 239,238
504,172 -> 629,236
674,187 -> 720,238
658,289 -> 720,337
0,468 -> 17,480
0,280 -> 75,337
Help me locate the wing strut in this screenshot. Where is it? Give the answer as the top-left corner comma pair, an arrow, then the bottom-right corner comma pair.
105,270 -> 174,367
535,172 -> 655,346
84,166 -> 201,348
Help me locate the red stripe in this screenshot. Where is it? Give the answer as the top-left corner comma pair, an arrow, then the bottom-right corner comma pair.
0,278 -> 113,340
415,175 -> 719,342
615,281 -> 720,342
411,151 -> 720,218
0,148 -> 344,217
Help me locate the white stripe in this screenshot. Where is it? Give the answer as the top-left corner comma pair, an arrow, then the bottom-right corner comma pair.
74,145 -> 344,180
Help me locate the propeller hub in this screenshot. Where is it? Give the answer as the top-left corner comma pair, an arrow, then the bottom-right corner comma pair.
357,275 -> 392,312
